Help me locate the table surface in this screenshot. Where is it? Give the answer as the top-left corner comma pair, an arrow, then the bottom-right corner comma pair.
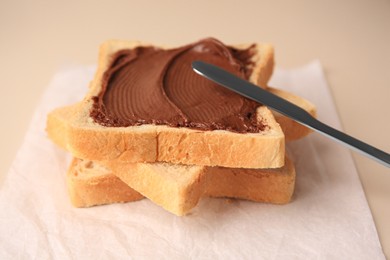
1,0 -> 389,256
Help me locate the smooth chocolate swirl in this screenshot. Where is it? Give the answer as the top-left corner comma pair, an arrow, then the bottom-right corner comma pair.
91,38 -> 266,133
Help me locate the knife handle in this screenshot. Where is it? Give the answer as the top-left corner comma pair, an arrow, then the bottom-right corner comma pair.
304,116 -> 390,168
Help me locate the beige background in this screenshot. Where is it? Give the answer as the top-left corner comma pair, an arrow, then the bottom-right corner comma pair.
1,0 -> 389,256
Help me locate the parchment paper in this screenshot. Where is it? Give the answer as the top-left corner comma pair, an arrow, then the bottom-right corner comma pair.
0,61 -> 384,259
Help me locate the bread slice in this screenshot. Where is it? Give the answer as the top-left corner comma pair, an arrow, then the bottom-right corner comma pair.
47,87 -> 314,155
68,157 -> 295,216
67,158 -> 143,207
46,39 -> 285,169
106,157 -> 295,216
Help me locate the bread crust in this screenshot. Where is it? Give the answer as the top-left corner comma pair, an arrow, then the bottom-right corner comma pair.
47,40 -> 286,168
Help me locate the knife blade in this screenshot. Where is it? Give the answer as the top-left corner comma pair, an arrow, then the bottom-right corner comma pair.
192,60 -> 390,168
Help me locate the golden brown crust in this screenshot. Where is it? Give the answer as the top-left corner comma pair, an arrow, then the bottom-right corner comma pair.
255,44 -> 274,88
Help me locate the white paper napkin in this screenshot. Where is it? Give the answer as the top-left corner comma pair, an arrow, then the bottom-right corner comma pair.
0,61 -> 385,259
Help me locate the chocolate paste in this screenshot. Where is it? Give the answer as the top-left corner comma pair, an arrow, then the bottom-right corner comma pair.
91,38 -> 266,133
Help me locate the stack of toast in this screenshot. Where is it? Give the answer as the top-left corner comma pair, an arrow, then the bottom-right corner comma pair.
46,38 -> 316,216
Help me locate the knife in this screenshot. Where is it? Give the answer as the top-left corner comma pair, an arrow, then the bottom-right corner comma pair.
192,61 -> 390,168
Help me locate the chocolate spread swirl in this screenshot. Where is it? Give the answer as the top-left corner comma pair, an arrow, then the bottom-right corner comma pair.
90,38 -> 265,133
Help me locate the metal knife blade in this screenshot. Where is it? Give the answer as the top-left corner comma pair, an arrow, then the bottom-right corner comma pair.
192,60 -> 390,168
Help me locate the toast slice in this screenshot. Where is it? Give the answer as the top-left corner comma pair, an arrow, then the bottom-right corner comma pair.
46,38 -> 285,169
67,158 -> 143,207
48,87 -> 315,154
106,157 -> 295,216
68,157 -> 295,216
